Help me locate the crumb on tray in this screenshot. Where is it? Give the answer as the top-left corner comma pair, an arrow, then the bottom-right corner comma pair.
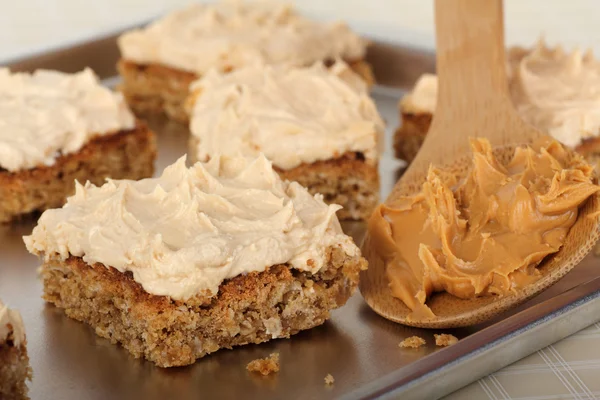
246,353 -> 280,375
324,373 -> 335,385
434,334 -> 458,347
399,336 -> 426,349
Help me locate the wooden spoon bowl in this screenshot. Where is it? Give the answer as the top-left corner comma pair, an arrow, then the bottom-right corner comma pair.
359,0 -> 600,328
361,143 -> 600,328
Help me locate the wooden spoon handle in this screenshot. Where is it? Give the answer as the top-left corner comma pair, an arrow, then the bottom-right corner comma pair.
435,0 -> 509,119
408,0 -> 529,173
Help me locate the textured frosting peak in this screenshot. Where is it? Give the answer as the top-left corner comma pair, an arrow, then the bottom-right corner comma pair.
0,68 -> 135,171
24,155 -> 359,300
0,300 -> 25,347
118,1 -> 367,74
513,40 -> 600,148
190,61 -> 383,170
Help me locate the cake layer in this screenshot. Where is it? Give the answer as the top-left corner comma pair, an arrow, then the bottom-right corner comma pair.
0,341 -> 31,399
276,152 -> 380,221
0,123 -> 156,223
393,112 -> 433,165
40,245 -> 366,367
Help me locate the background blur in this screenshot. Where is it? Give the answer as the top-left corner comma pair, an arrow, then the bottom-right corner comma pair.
0,0 -> 599,63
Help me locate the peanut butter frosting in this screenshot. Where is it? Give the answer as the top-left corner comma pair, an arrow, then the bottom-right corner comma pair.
118,1 -> 367,75
369,137 -> 600,321
399,73 -> 438,115
24,155 -> 359,300
0,68 -> 135,172
512,43 -> 600,148
189,61 -> 383,170
402,41 -> 600,148
0,300 -> 25,347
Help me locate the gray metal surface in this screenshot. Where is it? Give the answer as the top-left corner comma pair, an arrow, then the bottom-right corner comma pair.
1,34 -> 599,400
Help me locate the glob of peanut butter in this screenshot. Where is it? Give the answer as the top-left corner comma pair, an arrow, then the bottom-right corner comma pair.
369,137 -> 600,321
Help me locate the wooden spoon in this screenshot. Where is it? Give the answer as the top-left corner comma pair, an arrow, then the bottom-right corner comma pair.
359,0 -> 600,328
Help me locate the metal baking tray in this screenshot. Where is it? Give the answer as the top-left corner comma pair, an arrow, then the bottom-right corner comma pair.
2,30 -> 600,400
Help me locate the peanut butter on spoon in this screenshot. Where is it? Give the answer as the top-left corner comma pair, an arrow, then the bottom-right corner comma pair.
359,0 -> 600,328
369,137 -> 600,321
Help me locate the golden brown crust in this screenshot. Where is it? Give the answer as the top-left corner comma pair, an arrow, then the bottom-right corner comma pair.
393,112 -> 432,163
40,245 -> 367,368
275,152 -> 379,220
246,353 -> 280,376
117,61 -> 197,123
118,58 -> 375,124
0,123 -> 156,223
0,341 -> 32,400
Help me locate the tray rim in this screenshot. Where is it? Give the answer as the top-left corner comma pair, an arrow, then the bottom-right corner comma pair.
4,24 -> 436,90
350,277 -> 600,399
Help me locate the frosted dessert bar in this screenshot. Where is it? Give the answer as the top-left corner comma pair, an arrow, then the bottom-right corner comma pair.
25,155 -> 367,368
188,61 -> 383,220
0,68 -> 156,223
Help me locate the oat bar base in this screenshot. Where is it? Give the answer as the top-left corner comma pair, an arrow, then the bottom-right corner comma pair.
0,340 -> 32,400
275,153 -> 379,221
40,245 -> 366,368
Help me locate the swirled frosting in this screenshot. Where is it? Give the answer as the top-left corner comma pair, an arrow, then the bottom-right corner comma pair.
512,43 -> 600,148
24,155 -> 359,300
0,300 -> 25,347
402,41 -> 600,148
189,61 -> 383,170
118,1 -> 367,75
0,68 -> 135,172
